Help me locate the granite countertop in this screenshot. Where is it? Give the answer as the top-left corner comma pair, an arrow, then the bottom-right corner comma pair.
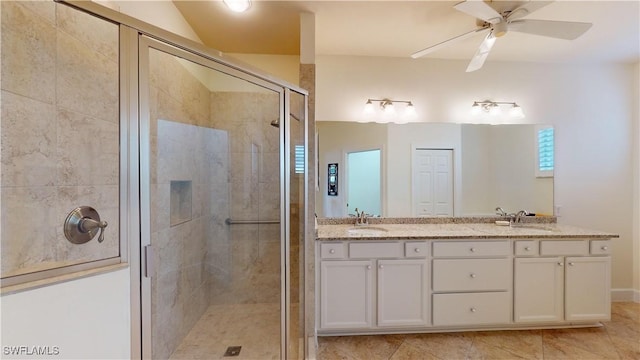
316,220 -> 619,241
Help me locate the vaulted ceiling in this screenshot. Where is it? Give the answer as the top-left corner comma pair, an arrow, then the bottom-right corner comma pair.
173,1 -> 639,65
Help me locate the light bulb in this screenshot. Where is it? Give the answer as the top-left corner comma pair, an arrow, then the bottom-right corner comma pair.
489,103 -> 501,116
383,101 -> 395,114
363,100 -> 375,116
470,102 -> 481,116
223,0 -> 252,12
404,102 -> 417,118
510,104 -> 525,118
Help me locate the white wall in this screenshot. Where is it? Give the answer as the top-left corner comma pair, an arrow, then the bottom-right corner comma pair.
316,55 -> 638,293
1,269 -> 130,359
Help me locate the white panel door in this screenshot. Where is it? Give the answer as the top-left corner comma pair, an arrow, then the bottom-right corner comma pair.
514,257 -> 564,323
320,260 -> 374,330
412,149 -> 453,216
377,259 -> 429,327
565,256 -> 611,321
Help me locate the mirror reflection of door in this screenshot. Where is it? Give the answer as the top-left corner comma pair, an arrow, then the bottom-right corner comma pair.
413,149 -> 453,216
346,149 -> 381,216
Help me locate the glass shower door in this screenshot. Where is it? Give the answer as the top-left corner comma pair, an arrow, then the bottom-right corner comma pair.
140,37 -> 286,359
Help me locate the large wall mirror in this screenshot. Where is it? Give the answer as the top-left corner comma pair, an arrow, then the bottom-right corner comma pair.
316,121 -> 554,218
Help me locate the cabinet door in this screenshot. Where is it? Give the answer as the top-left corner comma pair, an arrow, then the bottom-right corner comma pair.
514,257 -> 564,323
377,259 -> 429,327
565,256 -> 611,321
320,260 -> 374,329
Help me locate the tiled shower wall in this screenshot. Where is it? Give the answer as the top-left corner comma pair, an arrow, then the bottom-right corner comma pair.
148,49 -> 228,359
209,92 -> 281,305
1,1 -> 120,278
149,50 -> 282,358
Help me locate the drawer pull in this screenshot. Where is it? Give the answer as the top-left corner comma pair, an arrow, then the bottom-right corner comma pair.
524,246 -> 531,251
366,265 -> 372,270
568,262 -> 575,266
601,246 -> 608,251
329,249 -> 335,254
414,248 -> 421,253
379,265 -> 384,269
469,273 -> 477,278
470,307 -> 477,313
558,262 -> 563,266
469,247 -> 476,253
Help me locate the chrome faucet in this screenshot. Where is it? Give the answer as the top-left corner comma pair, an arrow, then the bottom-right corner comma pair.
514,210 -> 529,223
354,208 -> 368,225
495,207 -> 507,216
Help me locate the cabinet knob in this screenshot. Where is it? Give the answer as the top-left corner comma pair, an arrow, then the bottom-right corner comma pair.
366,265 -> 372,270
329,249 -> 335,254
524,246 -> 531,251
414,248 -> 421,253
470,307 -> 477,313
569,262 -> 575,266
379,265 -> 384,269
470,273 -> 476,278
601,246 -> 608,251
469,247 -> 476,253
558,262 -> 564,266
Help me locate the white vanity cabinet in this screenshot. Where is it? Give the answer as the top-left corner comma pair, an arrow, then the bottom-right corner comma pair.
431,240 -> 512,327
318,241 -> 429,332
514,239 -> 611,323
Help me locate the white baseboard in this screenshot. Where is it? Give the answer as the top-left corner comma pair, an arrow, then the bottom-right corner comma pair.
611,288 -> 640,302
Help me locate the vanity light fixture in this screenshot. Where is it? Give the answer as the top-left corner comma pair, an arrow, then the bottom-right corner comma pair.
364,98 -> 416,123
223,0 -> 252,13
470,100 -> 525,118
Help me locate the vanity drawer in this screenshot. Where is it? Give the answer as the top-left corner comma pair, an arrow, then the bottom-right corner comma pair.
432,241 -> 510,257
514,240 -> 539,256
540,240 -> 588,256
320,242 -> 346,259
433,292 -> 511,326
405,242 -> 428,258
590,240 -> 612,255
433,259 -> 510,292
349,242 -> 403,259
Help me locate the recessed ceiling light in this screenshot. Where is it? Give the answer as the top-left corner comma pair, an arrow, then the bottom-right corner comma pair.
223,0 -> 251,13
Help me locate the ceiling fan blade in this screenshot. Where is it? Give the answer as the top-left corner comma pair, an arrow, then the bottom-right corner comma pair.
506,1 -> 553,21
411,26 -> 489,59
454,0 -> 502,24
466,32 -> 496,72
508,19 -> 592,40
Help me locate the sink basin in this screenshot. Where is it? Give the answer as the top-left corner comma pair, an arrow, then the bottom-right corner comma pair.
510,224 -> 560,233
347,226 -> 389,236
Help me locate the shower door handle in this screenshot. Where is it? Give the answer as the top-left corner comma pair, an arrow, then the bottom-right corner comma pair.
63,206 -> 108,244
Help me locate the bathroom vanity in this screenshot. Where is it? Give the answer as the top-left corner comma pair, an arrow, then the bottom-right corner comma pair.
315,218 -> 618,335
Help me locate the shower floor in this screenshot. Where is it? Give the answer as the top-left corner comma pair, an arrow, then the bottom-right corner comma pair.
169,303 -> 301,360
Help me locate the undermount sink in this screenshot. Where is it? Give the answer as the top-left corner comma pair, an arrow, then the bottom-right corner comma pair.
347,226 -> 389,235
510,224 -> 560,232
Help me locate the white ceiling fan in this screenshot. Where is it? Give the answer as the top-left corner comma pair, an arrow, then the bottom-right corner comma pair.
411,0 -> 593,72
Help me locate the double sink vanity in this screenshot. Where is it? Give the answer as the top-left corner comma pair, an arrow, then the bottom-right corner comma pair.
315,217 -> 618,335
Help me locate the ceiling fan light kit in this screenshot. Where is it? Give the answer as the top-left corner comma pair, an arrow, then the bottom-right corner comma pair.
411,0 -> 593,72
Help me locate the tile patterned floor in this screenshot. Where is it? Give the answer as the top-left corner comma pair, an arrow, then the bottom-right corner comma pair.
318,302 -> 639,360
